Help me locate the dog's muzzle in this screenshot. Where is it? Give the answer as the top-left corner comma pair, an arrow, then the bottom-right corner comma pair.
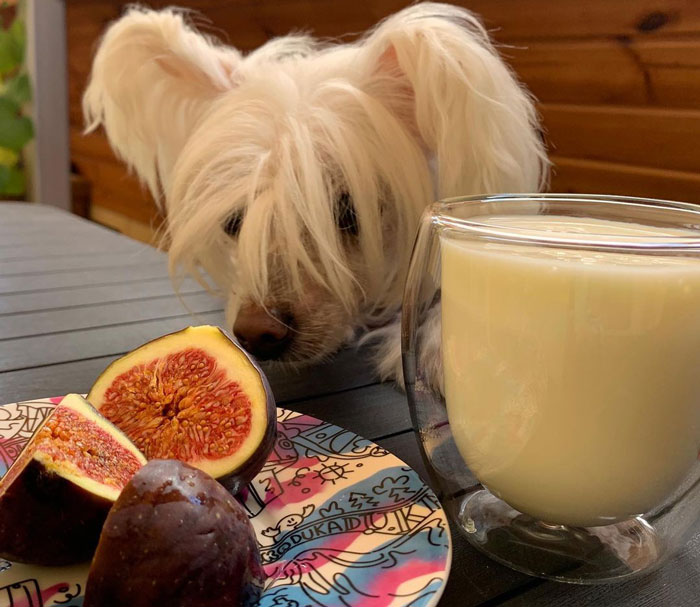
233,304 -> 293,361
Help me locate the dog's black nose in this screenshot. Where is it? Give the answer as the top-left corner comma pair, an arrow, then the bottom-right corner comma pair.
233,305 -> 293,361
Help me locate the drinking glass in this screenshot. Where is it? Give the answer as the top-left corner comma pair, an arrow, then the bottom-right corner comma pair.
402,194 -> 700,583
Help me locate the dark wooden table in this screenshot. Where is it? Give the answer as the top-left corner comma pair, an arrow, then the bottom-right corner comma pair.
1,202 -> 699,606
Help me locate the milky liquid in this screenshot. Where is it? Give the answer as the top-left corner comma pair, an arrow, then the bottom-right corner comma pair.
441,216 -> 700,527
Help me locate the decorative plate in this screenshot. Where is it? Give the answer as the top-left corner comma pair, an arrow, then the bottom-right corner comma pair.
0,398 -> 451,607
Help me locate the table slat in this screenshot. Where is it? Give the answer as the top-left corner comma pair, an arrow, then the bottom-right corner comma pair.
261,346 -> 378,403
0,354 -> 124,402
0,291 -> 224,339
0,203 -> 67,219
0,312 -> 226,372
0,221 -> 122,238
286,382 -> 410,441
0,248 -> 164,276
1,202 -> 64,212
0,241 -> 151,261
0,227 -> 132,247
0,277 -> 206,315
497,531 -> 700,607
0,261 -> 174,294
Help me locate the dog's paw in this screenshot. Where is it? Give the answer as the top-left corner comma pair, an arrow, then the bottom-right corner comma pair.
361,317 -> 405,388
415,305 -> 444,395
361,306 -> 443,394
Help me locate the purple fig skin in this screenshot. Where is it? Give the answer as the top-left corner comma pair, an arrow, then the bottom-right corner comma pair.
84,459 -> 265,607
0,459 -> 112,565
219,333 -> 277,495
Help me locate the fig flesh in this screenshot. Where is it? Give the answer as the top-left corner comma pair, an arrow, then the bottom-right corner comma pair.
0,394 -> 146,564
88,325 -> 276,494
84,459 -> 264,607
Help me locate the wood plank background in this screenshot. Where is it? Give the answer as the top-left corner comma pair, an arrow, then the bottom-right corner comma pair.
65,0 -> 700,243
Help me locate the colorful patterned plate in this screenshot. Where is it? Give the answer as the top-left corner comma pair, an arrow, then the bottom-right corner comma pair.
0,398 -> 451,607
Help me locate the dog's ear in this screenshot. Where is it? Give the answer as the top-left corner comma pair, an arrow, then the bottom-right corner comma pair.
83,8 -> 240,202
363,4 -> 549,196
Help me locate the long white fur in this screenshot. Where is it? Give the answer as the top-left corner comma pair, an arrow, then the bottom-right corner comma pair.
83,3 -> 548,380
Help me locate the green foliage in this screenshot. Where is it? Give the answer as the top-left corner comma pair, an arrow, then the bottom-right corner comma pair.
0,19 -> 23,73
0,2 -> 32,197
4,72 -> 29,105
0,95 -> 32,150
0,163 -> 24,195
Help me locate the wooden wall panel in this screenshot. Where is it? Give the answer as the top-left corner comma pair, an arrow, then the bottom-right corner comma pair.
541,105 -> 700,173
70,129 -> 163,223
551,156 -> 700,204
66,0 -> 700,243
508,40 -> 700,108
454,0 -> 700,41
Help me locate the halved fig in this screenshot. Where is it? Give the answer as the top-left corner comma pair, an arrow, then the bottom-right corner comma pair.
0,394 -> 146,565
88,325 -> 276,494
84,459 -> 264,607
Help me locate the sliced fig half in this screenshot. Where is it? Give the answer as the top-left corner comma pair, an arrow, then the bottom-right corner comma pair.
88,325 -> 276,494
0,394 -> 146,565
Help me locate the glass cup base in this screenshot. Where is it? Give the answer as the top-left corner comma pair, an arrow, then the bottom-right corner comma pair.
457,488 -> 664,584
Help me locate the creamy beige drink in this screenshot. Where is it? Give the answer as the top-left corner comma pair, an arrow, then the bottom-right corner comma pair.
441,216 -> 700,527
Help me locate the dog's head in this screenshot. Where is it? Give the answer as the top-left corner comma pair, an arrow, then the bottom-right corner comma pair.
84,3 -> 547,364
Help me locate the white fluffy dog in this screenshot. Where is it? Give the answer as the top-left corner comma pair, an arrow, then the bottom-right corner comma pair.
84,3 -> 547,384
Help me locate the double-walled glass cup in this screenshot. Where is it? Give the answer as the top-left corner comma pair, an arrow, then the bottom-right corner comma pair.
402,194 -> 700,584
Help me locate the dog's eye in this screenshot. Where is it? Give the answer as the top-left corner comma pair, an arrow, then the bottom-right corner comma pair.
336,191 -> 358,235
223,211 -> 243,237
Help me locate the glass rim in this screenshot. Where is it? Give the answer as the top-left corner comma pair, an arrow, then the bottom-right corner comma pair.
432,193 -> 700,251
